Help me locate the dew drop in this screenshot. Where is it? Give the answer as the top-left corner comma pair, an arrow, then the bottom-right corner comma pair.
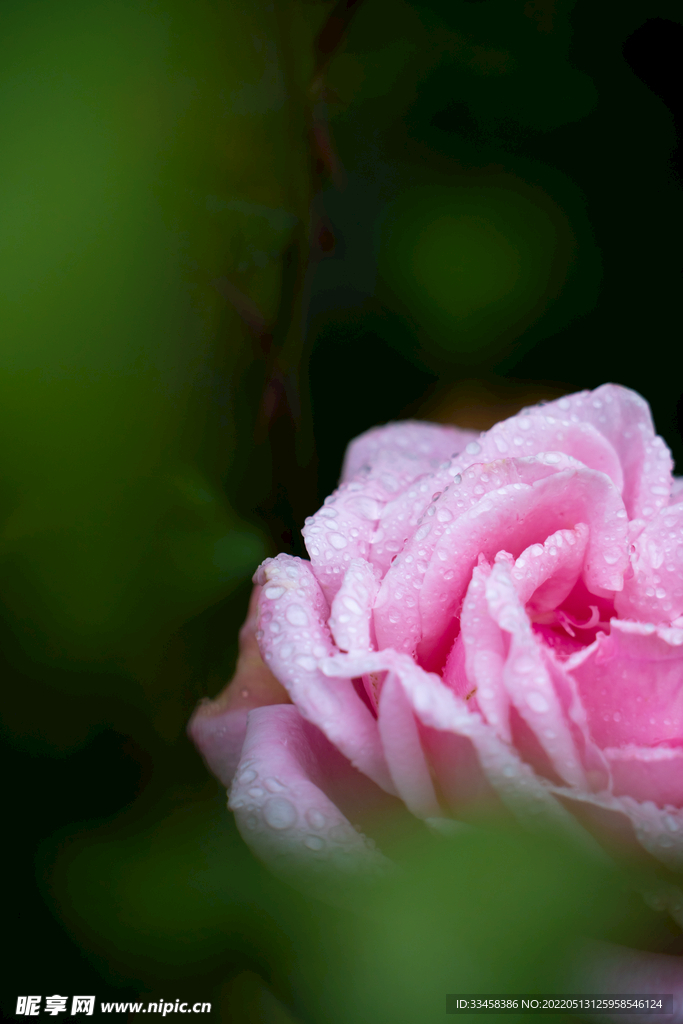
264,586 -> 285,600
526,692 -> 550,714
239,769 -> 257,785
264,777 -> 287,793
263,797 -> 297,830
304,835 -> 325,851
286,604 -> 308,626
306,809 -> 326,830
329,533 -> 347,550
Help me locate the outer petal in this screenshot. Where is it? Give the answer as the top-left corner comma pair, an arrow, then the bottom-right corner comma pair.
255,554 -> 395,793
573,940 -> 683,1024
329,558 -> 380,652
341,420 -> 478,486
229,705 -> 389,886
548,784 -> 683,871
538,384 -> 673,522
188,585 -> 291,786
616,502 -> 683,623
416,463 -> 628,668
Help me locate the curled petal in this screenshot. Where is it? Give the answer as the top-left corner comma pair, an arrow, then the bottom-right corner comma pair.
374,454 -> 566,658
538,384 -> 673,522
230,706 -> 390,888
417,464 -> 628,668
484,561 -> 587,789
329,558 -> 380,652
255,554 -> 395,793
512,523 -> 589,611
457,562 -> 511,742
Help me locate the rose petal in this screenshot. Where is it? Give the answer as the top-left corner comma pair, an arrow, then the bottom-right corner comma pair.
616,502 -> 683,623
569,618 -> 683,754
456,562 -> 511,741
305,422 -> 479,600
321,649 -> 598,849
188,585 -> 291,785
377,671 -> 442,819
374,454 -> 569,658
548,785 -> 683,871
341,420 -> 478,486
329,558 -> 380,652
302,486 -> 384,603
416,463 -> 628,668
512,523 -> 589,611
255,554 -> 395,793
484,561 -> 587,789
603,745 -> 683,807
479,413 -> 624,492
229,705 -> 389,885
538,384 -> 673,521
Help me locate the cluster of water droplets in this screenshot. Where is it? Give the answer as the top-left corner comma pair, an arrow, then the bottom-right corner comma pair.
229,760 -> 385,876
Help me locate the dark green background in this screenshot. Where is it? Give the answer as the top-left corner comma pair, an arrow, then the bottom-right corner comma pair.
2,1 -> 681,1020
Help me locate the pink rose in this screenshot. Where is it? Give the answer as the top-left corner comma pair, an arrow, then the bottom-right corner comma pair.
191,384 -> 683,887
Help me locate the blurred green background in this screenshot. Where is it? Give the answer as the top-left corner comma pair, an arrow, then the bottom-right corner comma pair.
1,0 -> 682,1020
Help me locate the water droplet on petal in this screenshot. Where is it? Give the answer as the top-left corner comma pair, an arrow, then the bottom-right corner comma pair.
263,797 -> 297,830
286,604 -> 308,626
526,692 -> 550,713
306,809 -> 326,830
239,769 -> 257,784
264,586 -> 285,600
264,777 -> 287,793
304,835 -> 325,851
